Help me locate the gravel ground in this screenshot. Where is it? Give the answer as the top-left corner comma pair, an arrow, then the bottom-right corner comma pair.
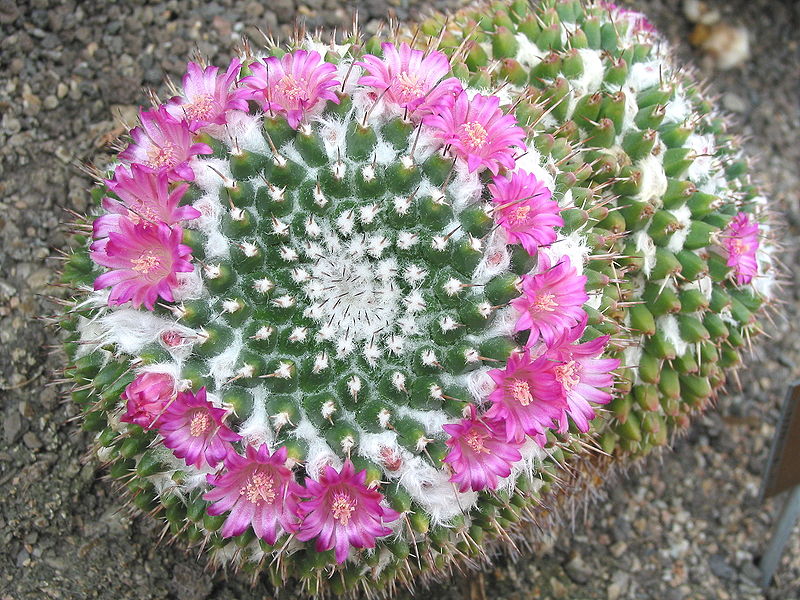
1,1 -> 798,599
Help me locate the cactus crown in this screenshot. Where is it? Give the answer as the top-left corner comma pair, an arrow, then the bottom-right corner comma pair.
59,0 -> 773,595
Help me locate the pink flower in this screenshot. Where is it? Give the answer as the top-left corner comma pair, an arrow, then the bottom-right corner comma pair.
90,217 -> 194,310
425,92 -> 526,174
485,349 -> 566,444
241,50 -> 340,129
600,2 -> 655,34
119,371 -> 176,430
489,169 -> 562,255
357,42 -> 462,119
722,212 -> 760,285
442,406 -> 523,493
544,319 -> 620,433
158,387 -> 241,469
118,106 -> 212,181
166,58 -> 250,131
204,445 -> 302,543
93,164 -> 200,238
296,461 -> 399,563
510,255 -> 589,346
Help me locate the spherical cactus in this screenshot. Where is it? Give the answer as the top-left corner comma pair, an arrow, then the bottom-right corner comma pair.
59,0 -> 775,595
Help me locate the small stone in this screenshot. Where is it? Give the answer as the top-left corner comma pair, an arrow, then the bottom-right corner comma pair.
18,400 -> 34,418
607,570 -> 629,600
23,431 -> 42,450
16,548 -> 29,568
2,115 -> 21,135
54,146 -> 72,163
244,1 -> 264,17
612,516 -> 633,541
549,576 -> 568,598
43,95 -> 58,110
3,410 -> 22,444
739,560 -> 761,583
0,0 -> 19,24
722,92 -> 747,113
564,554 -> 591,585
709,554 -> 737,581
56,82 -> 69,99
610,541 -> 627,558
8,57 -> 23,74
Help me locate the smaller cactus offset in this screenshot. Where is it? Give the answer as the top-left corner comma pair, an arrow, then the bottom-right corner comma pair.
58,0 -> 775,595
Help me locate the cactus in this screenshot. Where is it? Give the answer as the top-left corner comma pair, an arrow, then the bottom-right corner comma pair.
58,0 -> 775,595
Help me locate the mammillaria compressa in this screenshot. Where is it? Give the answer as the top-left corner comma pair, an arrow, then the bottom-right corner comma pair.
58,0 -> 775,595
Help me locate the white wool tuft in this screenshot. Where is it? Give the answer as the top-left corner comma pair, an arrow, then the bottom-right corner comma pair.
573,48 -> 605,96
472,228 -> 511,284
658,314 -> 690,357
619,87 -> 640,136
299,430 -> 341,480
408,125 -> 442,164
635,230 -> 658,277
512,147 -> 556,192
634,153 -> 668,206
448,166 -> 482,213
481,305 -> 518,340
316,116 -> 349,160
586,291 -> 603,310
663,89 -> 692,123
460,367 -> 497,404
699,171 -> 727,195
192,158 -> 233,192
685,133 -> 716,183
627,61 -> 662,91
514,33 -> 546,69
399,457 -> 478,524
373,140 -> 398,165
87,309 -> 174,355
336,59 -> 360,95
218,111 -> 269,155
559,188 -> 574,210
684,275 -> 713,303
138,362 -> 182,385
395,405 -> 451,436
205,329 -> 243,387
172,269 -> 204,301
235,385 -> 274,448
504,438 -> 548,491
541,231 -> 591,275
666,204 -> 693,252
624,340 -> 645,385
357,431 -> 405,472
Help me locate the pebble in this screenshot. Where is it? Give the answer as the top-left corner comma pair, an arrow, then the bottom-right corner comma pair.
563,554 -> 591,585
607,570 -> 630,600
23,432 -> 42,451
722,92 -> 747,114
549,576 -> 567,598
2,114 -> 21,134
4,410 -> 22,444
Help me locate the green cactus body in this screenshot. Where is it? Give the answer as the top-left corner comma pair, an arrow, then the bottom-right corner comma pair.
59,0 -> 774,595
